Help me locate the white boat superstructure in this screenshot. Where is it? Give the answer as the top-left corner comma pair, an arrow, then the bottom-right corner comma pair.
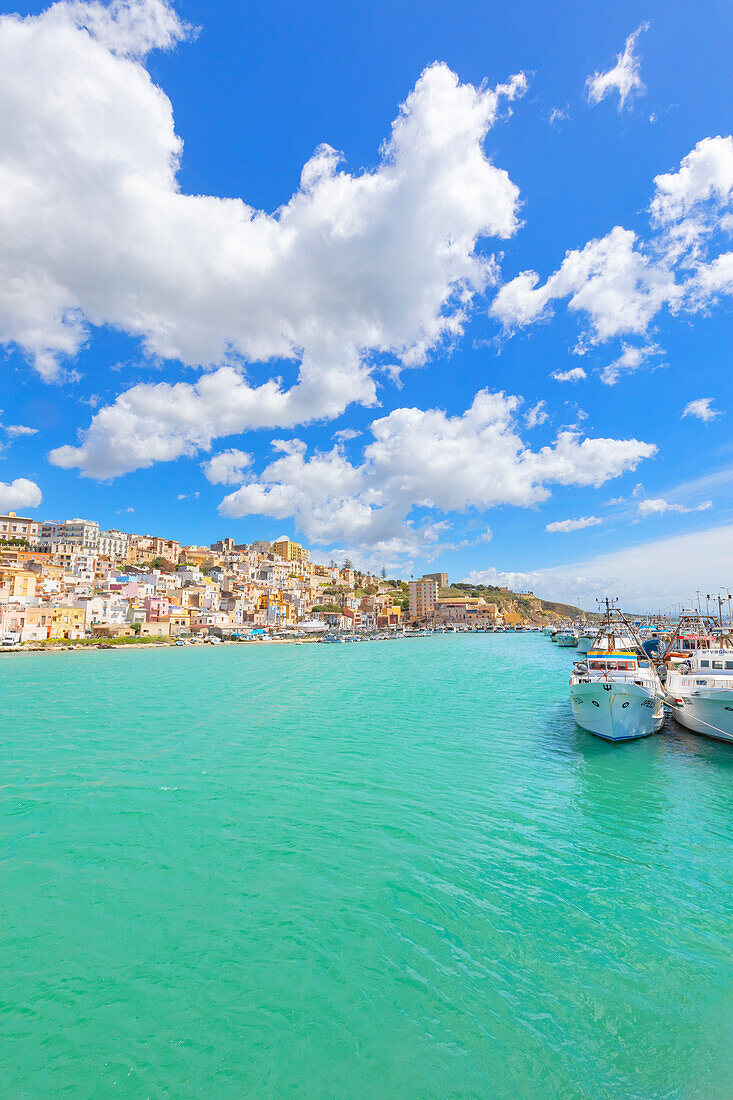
661,611 -> 733,743
569,601 -> 664,742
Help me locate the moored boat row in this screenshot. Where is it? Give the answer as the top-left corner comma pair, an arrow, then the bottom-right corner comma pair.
558,599 -> 733,745
545,602 -> 726,748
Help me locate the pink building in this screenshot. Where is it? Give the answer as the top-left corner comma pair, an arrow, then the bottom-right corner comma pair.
143,596 -> 170,621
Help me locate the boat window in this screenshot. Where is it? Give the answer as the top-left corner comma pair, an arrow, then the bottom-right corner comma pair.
606,660 -> 617,670
712,661 -> 723,669
726,662 -> 733,670
700,660 -> 709,667
588,661 -> 599,669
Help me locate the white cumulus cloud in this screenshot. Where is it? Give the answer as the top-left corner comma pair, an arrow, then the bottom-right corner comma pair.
586,24 -> 648,110
0,477 -> 43,511
202,448 -> 253,486
551,367 -> 587,383
681,398 -> 721,423
491,136 -> 733,364
600,342 -> 663,385
545,515 -> 602,533
636,497 -> 712,516
217,388 -> 655,559
0,0 -> 531,481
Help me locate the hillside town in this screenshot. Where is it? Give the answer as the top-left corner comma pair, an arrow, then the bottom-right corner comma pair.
0,511 -> 562,646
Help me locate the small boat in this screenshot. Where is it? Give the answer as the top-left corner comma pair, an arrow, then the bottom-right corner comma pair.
576,632 -> 594,655
660,610 -> 733,743
569,600 -> 664,742
556,631 -> 578,647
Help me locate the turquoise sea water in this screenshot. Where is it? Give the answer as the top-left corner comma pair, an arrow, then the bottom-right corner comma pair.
1,634 -> 732,1099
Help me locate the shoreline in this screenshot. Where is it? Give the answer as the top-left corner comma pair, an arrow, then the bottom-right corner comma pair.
0,631 -> 545,656
0,637 -> 322,655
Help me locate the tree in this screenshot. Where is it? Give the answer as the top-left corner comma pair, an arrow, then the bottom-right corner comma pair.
342,557 -> 353,571
381,566 -> 387,579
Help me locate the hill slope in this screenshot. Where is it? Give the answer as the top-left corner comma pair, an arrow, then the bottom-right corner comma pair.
441,583 -> 597,622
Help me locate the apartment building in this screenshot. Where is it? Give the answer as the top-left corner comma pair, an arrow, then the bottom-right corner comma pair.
0,511 -> 41,544
408,576 -> 439,621
39,519 -> 129,560
272,537 -> 310,565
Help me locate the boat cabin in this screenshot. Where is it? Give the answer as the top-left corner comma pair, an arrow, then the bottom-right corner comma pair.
586,651 -> 642,673
669,648 -> 733,674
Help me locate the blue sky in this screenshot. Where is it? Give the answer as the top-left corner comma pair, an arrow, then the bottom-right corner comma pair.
0,0 -> 731,606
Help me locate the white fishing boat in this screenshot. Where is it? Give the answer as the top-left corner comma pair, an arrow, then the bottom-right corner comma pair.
556,631 -> 578,647
576,632 -> 594,655
569,601 -> 664,742
661,610 -> 733,743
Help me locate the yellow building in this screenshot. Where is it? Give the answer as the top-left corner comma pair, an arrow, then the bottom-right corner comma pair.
179,546 -> 219,567
0,568 -> 37,601
168,611 -> 191,636
50,607 -> 85,640
272,537 -> 309,565
256,591 -> 296,624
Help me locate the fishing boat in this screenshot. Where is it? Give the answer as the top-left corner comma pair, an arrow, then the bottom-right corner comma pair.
576,631 -> 595,655
660,610 -> 733,743
569,600 -> 664,742
556,630 -> 578,647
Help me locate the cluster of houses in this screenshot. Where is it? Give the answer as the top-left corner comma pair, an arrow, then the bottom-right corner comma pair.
0,511 -> 536,645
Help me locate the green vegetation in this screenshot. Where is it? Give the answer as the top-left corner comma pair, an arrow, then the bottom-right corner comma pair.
311,604 -> 342,615
1,537 -> 30,547
34,635 -> 164,647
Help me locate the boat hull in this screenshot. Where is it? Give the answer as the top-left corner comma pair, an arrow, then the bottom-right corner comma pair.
576,636 -> 593,655
570,681 -> 664,742
668,692 -> 733,743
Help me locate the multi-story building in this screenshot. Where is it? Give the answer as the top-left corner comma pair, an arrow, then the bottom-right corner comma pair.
210,538 -> 235,553
0,568 -> 37,602
272,537 -> 309,565
422,572 -> 449,589
0,511 -> 41,544
97,529 -> 130,560
39,519 -> 129,560
179,545 -> 217,567
408,576 -> 439,621
50,606 -> 85,640
41,518 -> 99,548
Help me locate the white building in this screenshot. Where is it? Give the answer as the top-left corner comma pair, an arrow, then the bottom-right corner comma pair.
39,519 -> 129,560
